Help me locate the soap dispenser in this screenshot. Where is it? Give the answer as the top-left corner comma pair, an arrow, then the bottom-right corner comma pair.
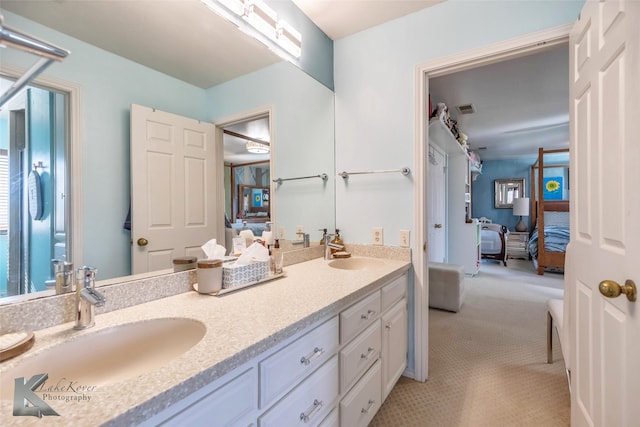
239,220 -> 255,247
331,229 -> 344,255
319,228 -> 328,245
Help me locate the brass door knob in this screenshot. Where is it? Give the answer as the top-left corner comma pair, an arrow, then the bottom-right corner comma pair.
434,224 -> 443,229
137,238 -> 149,247
598,279 -> 636,302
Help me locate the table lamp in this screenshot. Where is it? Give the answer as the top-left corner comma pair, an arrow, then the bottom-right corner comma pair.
513,197 -> 530,232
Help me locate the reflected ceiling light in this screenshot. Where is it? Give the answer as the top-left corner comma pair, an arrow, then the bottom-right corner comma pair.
201,0 -> 302,60
244,0 -> 277,40
276,20 -> 302,58
246,140 -> 270,154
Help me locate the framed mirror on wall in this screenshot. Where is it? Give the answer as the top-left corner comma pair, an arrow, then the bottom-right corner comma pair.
238,184 -> 270,221
494,178 -> 525,209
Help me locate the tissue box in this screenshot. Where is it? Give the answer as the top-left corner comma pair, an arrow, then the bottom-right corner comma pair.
222,260 -> 269,288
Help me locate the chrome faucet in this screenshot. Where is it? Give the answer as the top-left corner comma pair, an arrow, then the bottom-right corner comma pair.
292,232 -> 310,248
323,234 -> 344,260
74,267 -> 105,330
52,259 -> 74,294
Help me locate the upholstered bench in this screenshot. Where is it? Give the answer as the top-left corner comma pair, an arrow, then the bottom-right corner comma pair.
547,298 -> 565,364
428,262 -> 465,312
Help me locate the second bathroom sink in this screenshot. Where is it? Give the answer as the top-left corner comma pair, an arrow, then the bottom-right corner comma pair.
0,317 -> 206,399
328,257 -> 385,271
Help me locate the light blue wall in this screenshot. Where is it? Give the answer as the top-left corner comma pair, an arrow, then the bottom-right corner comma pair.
334,0 -> 584,375
472,157 -> 536,231
1,11 -> 208,280
1,9 -> 334,281
265,0 -> 334,90
206,62 -> 336,242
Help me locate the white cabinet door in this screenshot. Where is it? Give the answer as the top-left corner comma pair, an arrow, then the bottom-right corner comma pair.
381,298 -> 407,401
340,360 -> 382,427
147,367 -> 257,427
259,356 -> 338,427
260,316 -> 338,408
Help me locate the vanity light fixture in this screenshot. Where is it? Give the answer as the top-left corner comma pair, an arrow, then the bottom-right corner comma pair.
201,0 -> 302,59
276,20 -> 302,58
246,140 -> 270,154
243,0 -> 278,40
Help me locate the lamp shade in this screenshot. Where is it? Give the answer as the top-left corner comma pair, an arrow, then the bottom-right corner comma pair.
512,197 -> 530,217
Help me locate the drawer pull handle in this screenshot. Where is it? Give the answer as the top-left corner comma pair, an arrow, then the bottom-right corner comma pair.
360,347 -> 376,359
300,399 -> 323,423
360,309 -> 376,320
361,399 -> 376,414
300,347 -> 324,365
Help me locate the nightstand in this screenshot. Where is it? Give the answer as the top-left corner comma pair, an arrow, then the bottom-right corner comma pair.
507,231 -> 529,260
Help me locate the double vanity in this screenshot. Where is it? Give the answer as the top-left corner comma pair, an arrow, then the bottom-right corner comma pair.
0,246 -> 411,426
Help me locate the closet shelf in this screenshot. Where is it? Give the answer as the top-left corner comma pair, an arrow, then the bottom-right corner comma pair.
429,116 -> 482,176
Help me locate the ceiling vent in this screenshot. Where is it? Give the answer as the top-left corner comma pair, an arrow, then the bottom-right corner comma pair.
456,104 -> 475,115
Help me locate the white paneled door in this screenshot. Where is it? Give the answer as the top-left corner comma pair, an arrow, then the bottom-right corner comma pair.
569,1 -> 640,426
428,145 -> 446,263
131,105 -> 217,274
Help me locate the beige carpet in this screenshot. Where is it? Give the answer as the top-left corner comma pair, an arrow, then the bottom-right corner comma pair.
370,259 -> 569,427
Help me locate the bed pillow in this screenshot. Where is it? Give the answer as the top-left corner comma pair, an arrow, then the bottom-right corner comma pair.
544,211 -> 570,226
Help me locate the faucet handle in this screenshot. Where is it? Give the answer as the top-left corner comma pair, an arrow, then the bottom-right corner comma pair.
76,266 -> 98,289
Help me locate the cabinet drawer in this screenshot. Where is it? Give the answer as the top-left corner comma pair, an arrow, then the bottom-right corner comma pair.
340,320 -> 381,393
157,367 -> 256,427
340,360 -> 382,427
259,316 -> 338,408
340,291 -> 381,344
259,356 -> 338,427
381,274 -> 408,312
318,408 -> 339,427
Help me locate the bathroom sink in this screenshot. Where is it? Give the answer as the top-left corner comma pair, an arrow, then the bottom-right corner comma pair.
0,317 -> 206,399
328,257 -> 385,270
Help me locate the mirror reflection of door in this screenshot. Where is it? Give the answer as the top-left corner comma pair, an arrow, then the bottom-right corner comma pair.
0,78 -> 69,297
222,114 -> 271,245
130,105 -> 217,274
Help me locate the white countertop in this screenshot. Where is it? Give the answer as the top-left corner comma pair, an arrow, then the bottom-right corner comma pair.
0,255 -> 410,426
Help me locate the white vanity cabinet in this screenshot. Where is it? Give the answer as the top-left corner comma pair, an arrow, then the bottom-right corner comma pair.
140,365 -> 258,427
382,299 -> 407,401
137,270 -> 409,427
380,273 -> 408,402
338,272 -> 408,425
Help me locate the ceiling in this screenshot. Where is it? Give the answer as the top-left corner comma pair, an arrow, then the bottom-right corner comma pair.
2,1 -> 569,161
291,0 -> 442,40
429,44 -> 569,160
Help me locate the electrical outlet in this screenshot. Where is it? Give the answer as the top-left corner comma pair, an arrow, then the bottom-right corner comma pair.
279,227 -> 286,239
372,227 -> 383,246
400,229 -> 410,247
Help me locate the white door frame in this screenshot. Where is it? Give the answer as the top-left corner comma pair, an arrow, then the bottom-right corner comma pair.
0,64 -> 83,270
412,23 -> 572,382
213,105 -> 275,241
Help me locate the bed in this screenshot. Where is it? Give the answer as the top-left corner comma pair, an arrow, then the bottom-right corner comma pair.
530,148 -> 570,275
479,218 -> 507,266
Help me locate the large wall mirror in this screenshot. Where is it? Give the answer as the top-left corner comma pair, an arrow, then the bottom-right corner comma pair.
0,5 -> 335,302
494,178 -> 525,209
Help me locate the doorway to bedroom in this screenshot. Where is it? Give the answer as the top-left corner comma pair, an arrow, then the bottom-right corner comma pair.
427,42 -> 570,277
